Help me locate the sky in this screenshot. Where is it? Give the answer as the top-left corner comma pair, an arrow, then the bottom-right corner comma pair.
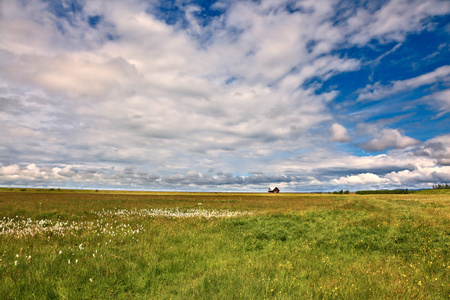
0,0 -> 450,192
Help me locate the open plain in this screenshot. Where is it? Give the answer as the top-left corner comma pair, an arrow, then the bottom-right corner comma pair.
1,189 -> 449,299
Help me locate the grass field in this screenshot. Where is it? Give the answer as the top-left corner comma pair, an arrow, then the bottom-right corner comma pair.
0,189 -> 449,299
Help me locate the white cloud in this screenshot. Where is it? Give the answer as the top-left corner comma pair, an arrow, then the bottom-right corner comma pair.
386,166 -> 450,185
331,166 -> 450,189
0,162 -> 300,190
0,164 -> 20,176
357,65 -> 450,101
347,0 -> 450,45
0,131 -> 448,191
362,128 -> 420,152
330,123 -> 351,142
422,89 -> 450,117
332,173 -> 388,185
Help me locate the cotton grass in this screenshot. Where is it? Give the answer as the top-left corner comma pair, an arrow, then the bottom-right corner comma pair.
0,208 -> 251,239
92,208 -> 252,219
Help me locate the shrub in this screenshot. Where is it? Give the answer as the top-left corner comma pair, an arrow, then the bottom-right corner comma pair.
433,183 -> 450,189
356,189 -> 408,195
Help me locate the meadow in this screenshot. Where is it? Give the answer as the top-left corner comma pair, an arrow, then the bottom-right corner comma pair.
0,189 -> 449,299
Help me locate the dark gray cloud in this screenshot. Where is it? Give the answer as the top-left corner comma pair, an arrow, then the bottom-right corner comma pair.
314,165 -> 416,178
414,136 -> 450,166
0,155 -> 448,192
0,163 -> 300,190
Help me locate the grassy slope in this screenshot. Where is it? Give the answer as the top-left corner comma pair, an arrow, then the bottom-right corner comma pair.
0,190 -> 449,299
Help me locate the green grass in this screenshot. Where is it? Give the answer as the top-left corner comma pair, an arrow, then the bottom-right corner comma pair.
0,191 -> 449,299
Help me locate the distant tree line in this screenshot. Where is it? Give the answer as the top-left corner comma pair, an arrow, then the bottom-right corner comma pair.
356,189 -> 409,195
331,190 -> 350,194
315,190 -> 350,194
432,183 -> 450,189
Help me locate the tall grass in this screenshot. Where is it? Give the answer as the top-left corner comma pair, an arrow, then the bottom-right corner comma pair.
0,191 -> 449,299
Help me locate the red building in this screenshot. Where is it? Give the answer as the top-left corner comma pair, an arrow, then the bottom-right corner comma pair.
268,187 -> 280,193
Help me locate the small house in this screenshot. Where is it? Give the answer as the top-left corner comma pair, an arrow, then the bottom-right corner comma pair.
268,187 -> 280,193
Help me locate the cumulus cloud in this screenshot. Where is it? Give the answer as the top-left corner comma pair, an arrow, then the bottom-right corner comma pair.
332,173 -> 388,185
0,135 -> 448,191
415,134 -> 450,166
362,128 -> 420,152
330,123 -> 351,142
1,0 -> 358,173
0,164 -> 20,176
0,163 -> 300,190
385,166 -> 450,185
330,166 -> 450,189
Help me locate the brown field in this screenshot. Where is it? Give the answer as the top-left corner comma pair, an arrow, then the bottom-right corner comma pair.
1,188 -> 448,219
0,189 -> 337,219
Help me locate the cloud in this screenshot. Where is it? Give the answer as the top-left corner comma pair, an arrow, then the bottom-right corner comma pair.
0,162 -> 300,190
357,65 -> 450,101
331,166 -> 450,189
330,123 -> 351,142
422,89 -> 450,117
362,128 -> 420,152
345,0 -> 450,45
0,163 -> 162,188
0,164 -> 20,176
0,131 -> 448,191
415,134 -> 450,165
332,173 -> 388,185
385,166 -> 450,185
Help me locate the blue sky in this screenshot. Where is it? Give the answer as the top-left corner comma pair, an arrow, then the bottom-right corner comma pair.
0,0 -> 449,191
